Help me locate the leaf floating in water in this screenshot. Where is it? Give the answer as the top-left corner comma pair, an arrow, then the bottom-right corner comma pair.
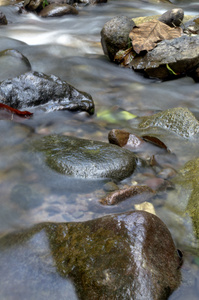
0,103 -> 33,119
129,20 -> 182,54
142,135 -> 170,152
97,107 -> 137,124
99,185 -> 155,205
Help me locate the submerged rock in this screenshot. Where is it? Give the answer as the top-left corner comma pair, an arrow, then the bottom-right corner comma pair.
101,15 -> 135,61
38,3 -> 78,17
139,107 -> 199,139
0,49 -> 31,81
0,71 -> 94,114
33,134 -> 137,181
0,211 -> 182,299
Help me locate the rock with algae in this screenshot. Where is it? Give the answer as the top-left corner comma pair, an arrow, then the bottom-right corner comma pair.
173,157 -> 199,240
0,211 -> 182,300
33,134 -> 137,181
139,107 -> 199,139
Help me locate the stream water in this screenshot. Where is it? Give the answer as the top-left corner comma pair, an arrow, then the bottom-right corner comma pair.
1,0 -> 199,299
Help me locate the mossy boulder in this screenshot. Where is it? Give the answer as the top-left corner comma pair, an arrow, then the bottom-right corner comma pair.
173,158 -> 199,240
0,211 -> 182,299
139,107 -> 199,139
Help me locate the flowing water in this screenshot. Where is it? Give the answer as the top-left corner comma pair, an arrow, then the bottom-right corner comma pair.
1,0 -> 199,299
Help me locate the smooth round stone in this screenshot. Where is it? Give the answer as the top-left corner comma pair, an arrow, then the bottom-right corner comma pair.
33,134 -> 137,181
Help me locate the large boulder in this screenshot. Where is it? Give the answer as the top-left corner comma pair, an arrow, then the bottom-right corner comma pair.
131,35 -> 199,80
0,211 -> 182,300
33,134 -> 137,181
101,15 -> 135,61
0,71 -> 94,114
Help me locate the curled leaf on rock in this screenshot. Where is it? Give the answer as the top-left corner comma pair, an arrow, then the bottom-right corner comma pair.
99,185 -> 155,205
129,20 -> 182,54
114,47 -> 135,66
0,103 -> 33,119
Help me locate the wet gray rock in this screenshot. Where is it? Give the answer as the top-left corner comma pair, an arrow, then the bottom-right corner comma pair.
38,3 -> 78,17
33,134 -> 137,181
139,107 -> 199,139
0,49 -> 31,81
0,211 -> 182,299
101,15 -> 135,61
0,71 -> 94,114
158,8 -> 184,27
130,35 -> 199,80
0,11 -> 7,25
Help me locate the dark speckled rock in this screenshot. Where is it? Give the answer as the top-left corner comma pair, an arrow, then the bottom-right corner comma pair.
0,71 -> 94,114
101,16 -> 135,61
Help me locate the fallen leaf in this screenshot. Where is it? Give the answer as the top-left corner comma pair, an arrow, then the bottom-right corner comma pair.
99,185 -> 155,205
129,20 -> 182,54
114,47 -> 135,66
0,103 -> 33,118
142,135 -> 170,152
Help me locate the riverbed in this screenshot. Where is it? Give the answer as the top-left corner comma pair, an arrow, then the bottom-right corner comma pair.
0,0 -> 199,299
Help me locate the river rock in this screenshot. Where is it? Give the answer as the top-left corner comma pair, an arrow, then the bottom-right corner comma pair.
0,211 -> 182,300
173,157 -> 199,240
0,71 -> 94,114
139,107 -> 199,139
38,3 -> 78,17
158,8 -> 184,27
101,15 -> 135,61
24,0 -> 43,11
0,49 -> 31,81
49,210 -> 182,299
130,35 -> 199,80
0,11 -> 7,25
33,134 -> 137,181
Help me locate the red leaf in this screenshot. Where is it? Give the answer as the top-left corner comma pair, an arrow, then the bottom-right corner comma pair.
142,135 -> 169,151
0,103 -> 33,118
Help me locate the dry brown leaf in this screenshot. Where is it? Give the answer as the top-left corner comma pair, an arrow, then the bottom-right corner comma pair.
129,20 -> 182,54
114,47 -> 135,66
